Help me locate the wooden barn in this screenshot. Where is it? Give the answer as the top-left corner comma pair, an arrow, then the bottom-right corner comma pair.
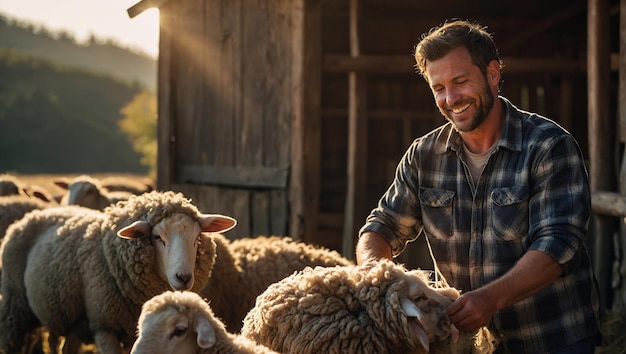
128,0 -> 626,314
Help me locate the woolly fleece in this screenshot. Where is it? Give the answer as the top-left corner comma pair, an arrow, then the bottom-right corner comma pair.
0,191 -> 219,353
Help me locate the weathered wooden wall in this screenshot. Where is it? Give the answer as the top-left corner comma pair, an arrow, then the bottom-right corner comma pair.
157,0 -> 320,241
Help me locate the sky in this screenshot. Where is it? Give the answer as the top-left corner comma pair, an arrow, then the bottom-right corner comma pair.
0,0 -> 159,58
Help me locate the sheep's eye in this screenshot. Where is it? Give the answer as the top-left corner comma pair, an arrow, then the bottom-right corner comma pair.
414,295 -> 427,303
170,326 -> 188,339
152,235 -> 165,246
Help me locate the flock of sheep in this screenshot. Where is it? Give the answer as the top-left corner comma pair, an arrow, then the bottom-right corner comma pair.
0,173 -> 498,354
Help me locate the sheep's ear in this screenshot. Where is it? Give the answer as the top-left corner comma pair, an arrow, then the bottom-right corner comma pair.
54,179 -> 70,190
198,214 -> 237,233
117,220 -> 151,239
194,316 -> 216,349
400,298 -> 430,352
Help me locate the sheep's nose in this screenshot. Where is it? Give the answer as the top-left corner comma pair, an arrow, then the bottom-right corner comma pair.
177,272 -> 192,285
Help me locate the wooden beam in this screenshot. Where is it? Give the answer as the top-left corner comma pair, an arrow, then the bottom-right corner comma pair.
127,0 -> 169,18
178,164 -> 289,189
588,0 -> 614,313
323,55 -> 584,74
618,0 -> 626,310
592,191 -> 626,217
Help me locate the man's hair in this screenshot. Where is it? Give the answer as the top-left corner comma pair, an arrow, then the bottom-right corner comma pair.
414,20 -> 503,85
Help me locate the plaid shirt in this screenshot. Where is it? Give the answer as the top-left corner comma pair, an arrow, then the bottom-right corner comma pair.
360,97 -> 601,353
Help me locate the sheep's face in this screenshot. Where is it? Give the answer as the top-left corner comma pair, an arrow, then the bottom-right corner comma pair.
118,212 -> 236,291
152,214 -> 202,290
131,300 -> 215,354
64,180 -> 107,209
392,270 -> 459,352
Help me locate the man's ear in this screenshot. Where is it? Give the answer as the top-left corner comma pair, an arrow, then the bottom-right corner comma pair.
487,60 -> 500,86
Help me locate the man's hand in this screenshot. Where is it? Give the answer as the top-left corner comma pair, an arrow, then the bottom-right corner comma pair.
447,287 -> 497,332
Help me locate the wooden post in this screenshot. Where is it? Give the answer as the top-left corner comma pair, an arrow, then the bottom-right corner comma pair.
617,0 -> 626,310
342,0 -> 368,259
290,0 -> 322,243
588,0 -> 615,312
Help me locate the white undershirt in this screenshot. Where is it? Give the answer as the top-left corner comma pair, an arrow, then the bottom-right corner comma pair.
463,143 -> 497,184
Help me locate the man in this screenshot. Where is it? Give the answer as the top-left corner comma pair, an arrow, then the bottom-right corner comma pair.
356,20 -> 601,353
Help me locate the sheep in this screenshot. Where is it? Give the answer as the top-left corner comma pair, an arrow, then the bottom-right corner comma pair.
0,191 -> 237,354
0,173 -> 28,197
199,234 -> 354,333
54,174 -> 135,210
0,195 -> 53,241
0,174 -> 58,203
241,259 -> 497,354
130,290 -> 279,354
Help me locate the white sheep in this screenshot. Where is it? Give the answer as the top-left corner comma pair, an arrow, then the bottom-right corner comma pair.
241,259 -> 497,354
131,290 -> 279,354
54,174 -> 135,210
0,191 -> 237,354
199,234 -> 354,333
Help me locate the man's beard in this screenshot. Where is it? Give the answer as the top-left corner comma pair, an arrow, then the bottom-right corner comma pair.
442,81 -> 495,132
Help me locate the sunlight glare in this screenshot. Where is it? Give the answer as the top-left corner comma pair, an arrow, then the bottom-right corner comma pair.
129,7 -> 160,58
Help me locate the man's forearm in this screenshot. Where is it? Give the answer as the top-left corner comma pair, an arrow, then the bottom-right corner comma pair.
356,231 -> 393,265
484,250 -> 563,310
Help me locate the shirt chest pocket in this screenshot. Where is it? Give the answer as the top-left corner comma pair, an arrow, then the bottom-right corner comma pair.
419,187 -> 455,239
490,186 -> 529,241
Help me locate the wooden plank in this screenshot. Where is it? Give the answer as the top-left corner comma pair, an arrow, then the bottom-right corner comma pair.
230,189 -> 251,240
290,0 -> 322,242
180,0 -> 207,166
178,164 -> 289,189
239,0 -> 268,167
323,55 -> 584,74
215,0 -> 240,167
156,4 -> 175,190
252,191 -> 271,236
264,0 -> 292,168
199,0 -> 221,167
270,189 -> 288,236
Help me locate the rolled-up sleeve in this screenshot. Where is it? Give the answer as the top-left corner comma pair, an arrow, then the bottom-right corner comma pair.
359,141 -> 423,256
527,134 -> 590,275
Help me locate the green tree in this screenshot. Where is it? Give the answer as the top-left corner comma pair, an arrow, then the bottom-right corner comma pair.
119,90 -> 157,179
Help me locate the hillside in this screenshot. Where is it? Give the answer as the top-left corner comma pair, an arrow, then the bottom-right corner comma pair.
0,47 -> 147,174
0,14 -> 156,90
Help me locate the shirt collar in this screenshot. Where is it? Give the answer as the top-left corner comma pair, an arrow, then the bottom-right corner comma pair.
436,96 -> 524,154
